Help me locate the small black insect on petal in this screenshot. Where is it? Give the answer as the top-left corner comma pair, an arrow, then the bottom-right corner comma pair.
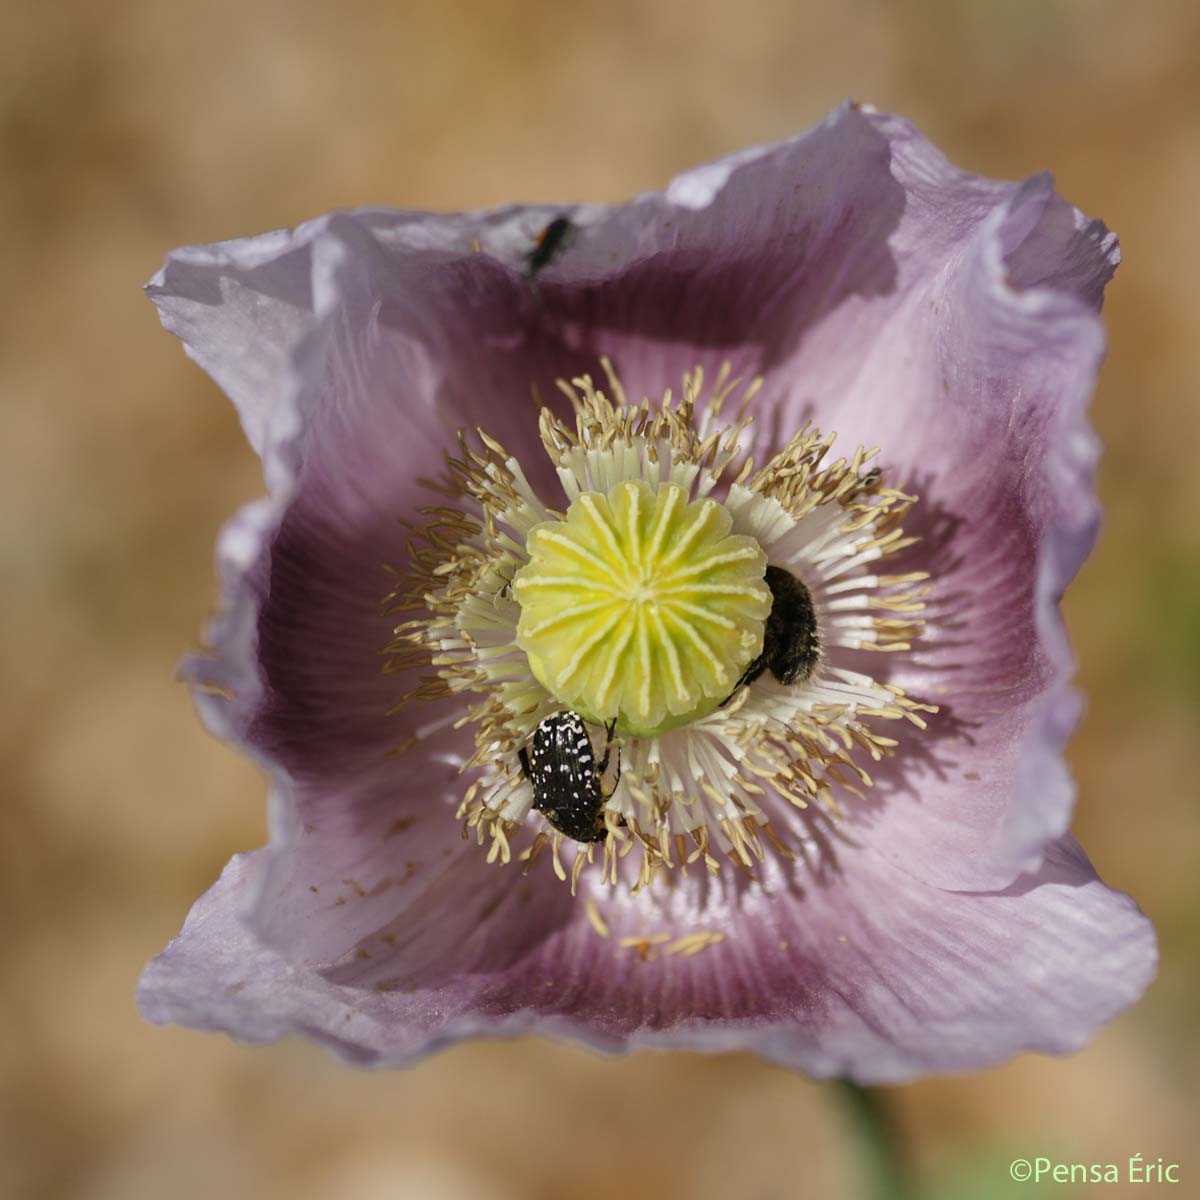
728,564 -> 820,696
518,711 -> 619,843
525,216 -> 572,279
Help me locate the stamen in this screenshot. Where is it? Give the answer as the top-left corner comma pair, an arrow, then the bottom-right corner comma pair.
385,361 -> 936,892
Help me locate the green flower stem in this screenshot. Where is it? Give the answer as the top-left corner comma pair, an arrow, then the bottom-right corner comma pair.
835,1081 -> 912,1200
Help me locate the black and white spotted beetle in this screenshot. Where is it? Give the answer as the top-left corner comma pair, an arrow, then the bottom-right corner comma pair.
518,711 -> 620,843
727,564 -> 820,696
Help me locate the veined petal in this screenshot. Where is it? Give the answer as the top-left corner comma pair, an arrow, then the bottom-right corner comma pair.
139,837 -> 1154,1084
763,153 -> 1116,890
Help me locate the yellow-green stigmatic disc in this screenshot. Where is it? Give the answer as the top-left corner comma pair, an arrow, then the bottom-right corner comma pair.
513,480 -> 771,737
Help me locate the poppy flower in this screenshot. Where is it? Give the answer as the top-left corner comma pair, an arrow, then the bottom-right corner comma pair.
138,103 -> 1156,1082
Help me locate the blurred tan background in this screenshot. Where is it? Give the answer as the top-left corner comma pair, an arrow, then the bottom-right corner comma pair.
3,1 -> 1198,1197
